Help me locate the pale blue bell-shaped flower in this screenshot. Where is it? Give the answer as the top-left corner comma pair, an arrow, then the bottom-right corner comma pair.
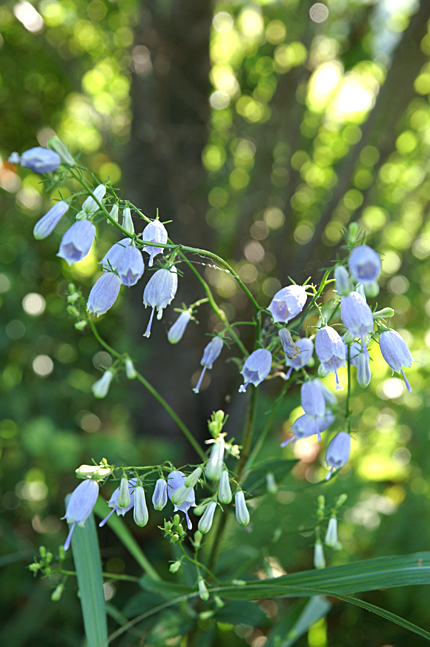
268,285 -> 307,323
198,501 -> 217,534
334,265 -> 351,296
167,471 -> 195,530
18,146 -> 61,173
143,267 -> 178,337
101,238 -> 132,271
301,381 -> 325,419
133,486 -> 149,527
193,336 -> 223,393
234,491 -> 250,526
349,244 -> 381,285
117,245 -> 145,287
152,478 -> 168,510
315,327 -> 346,391
82,184 -> 107,217
325,432 -> 351,480
341,291 -> 373,358
239,348 -> 272,393
58,220 -> 96,265
92,369 -> 114,398
317,410 -> 335,434
87,272 -> 121,316
312,378 -> 337,406
285,338 -> 314,379
33,201 -> 69,239
168,310 -> 192,344
142,220 -> 168,267
218,470 -> 232,504
63,479 -> 99,550
281,413 -> 320,447
379,329 -> 414,392
99,478 -> 136,526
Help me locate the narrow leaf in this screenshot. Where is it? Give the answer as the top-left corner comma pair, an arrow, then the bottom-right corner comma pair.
280,596 -> 331,647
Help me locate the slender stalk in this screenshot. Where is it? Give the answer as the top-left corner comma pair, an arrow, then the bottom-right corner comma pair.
346,344 -> 352,433
49,568 -> 139,583
87,316 -> 206,461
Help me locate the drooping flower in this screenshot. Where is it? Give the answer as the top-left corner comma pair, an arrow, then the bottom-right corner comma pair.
193,336 -> 223,393
92,370 -> 114,398
334,266 -> 351,296
278,329 -> 300,360
379,329 -> 414,392
87,273 -> 121,317
325,432 -> 351,480
116,245 -> 145,287
341,291 -> 374,358
317,410 -> 335,434
285,338 -> 314,379
33,201 -> 69,240
239,348 -> 272,393
63,479 -> 99,550
347,340 -> 372,388
315,327 -> 346,390
101,239 -> 132,270
142,220 -> 168,267
301,381 -> 325,420
281,413 -> 320,446
205,439 -> 225,481
12,146 -> 61,174
133,486 -> 149,527
57,220 -> 96,265
198,501 -> 217,534
168,310 -> 192,344
234,491 -> 250,526
218,470 -> 232,504
152,478 -> 168,511
80,185 -> 107,218
312,378 -> 337,406
268,285 -> 307,323
348,245 -> 381,285
167,471 -> 195,530
99,478 -> 136,526
143,267 -> 178,337
314,539 -> 326,569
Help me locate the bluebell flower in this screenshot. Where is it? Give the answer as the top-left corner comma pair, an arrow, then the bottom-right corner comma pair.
81,185 -> 107,217
379,330 -> 414,392
301,381 -> 325,420
33,201 -> 69,240
92,369 -> 114,398
143,268 -> 178,337
268,285 -> 307,323
235,491 -> 250,526
315,327 -> 346,390
99,478 -> 136,526
334,266 -> 351,296
142,220 -> 168,267
167,471 -> 195,530
205,440 -> 225,481
239,348 -> 272,393
218,470 -> 232,504
193,336 -> 223,393
87,273 -> 121,317
152,478 -> 168,511
281,413 -> 320,446
346,340 -> 371,387
122,207 -> 135,235
317,410 -> 335,434
198,501 -> 217,534
63,479 -> 99,550
57,220 -> 96,265
133,486 -> 149,527
101,238 -> 132,271
285,338 -> 314,379
117,246 -> 144,287
312,378 -> 337,406
168,310 -> 192,344
348,245 -> 381,285
341,291 -> 373,358
11,146 -> 61,173
325,432 -> 351,480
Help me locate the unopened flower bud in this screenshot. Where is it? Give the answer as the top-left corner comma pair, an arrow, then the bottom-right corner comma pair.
125,358 -> 136,379
75,464 -> 111,479
334,265 -> 351,296
152,478 -> 168,511
198,501 -> 217,534
335,493 -> 348,508
325,516 -> 338,547
75,321 -> 88,331
48,137 -> 75,166
198,578 -> 209,601
193,530 -> 202,548
92,370 -> 114,398
168,310 -> 192,344
314,539 -> 326,569
373,307 -> 394,320
171,484 -> 193,506
109,204 -> 119,224
170,560 -> 182,573
234,491 -> 250,526
118,477 -> 131,508
122,207 -> 134,235
205,440 -> 225,481
133,486 -> 149,527
218,470 -> 232,504
364,281 -> 379,298
266,472 -> 277,494
185,467 -> 202,488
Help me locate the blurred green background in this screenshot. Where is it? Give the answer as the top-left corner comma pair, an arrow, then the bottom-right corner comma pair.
1,0 -> 430,645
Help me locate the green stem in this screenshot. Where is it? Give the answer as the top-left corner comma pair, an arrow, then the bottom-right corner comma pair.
48,568 -> 139,582
346,345 -> 352,433
178,543 -> 220,584
87,316 -> 205,461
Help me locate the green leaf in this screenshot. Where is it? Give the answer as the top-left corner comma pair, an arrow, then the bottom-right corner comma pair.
93,497 -> 160,580
209,552 -> 430,599
241,459 -> 297,496
265,597 -> 331,647
70,512 -> 108,647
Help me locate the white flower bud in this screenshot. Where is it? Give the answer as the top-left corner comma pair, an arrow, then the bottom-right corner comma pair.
125,358 -> 137,379
325,516 -> 338,547
235,491 -> 250,526
118,477 -> 130,508
314,539 -> 326,569
92,370 -> 114,398
133,486 -> 149,527
122,207 -> 135,235
185,467 -> 202,488
218,470 -> 232,504
198,501 -> 217,534
205,440 -> 225,481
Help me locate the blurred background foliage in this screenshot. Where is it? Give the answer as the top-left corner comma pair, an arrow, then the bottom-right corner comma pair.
1,0 -> 430,645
